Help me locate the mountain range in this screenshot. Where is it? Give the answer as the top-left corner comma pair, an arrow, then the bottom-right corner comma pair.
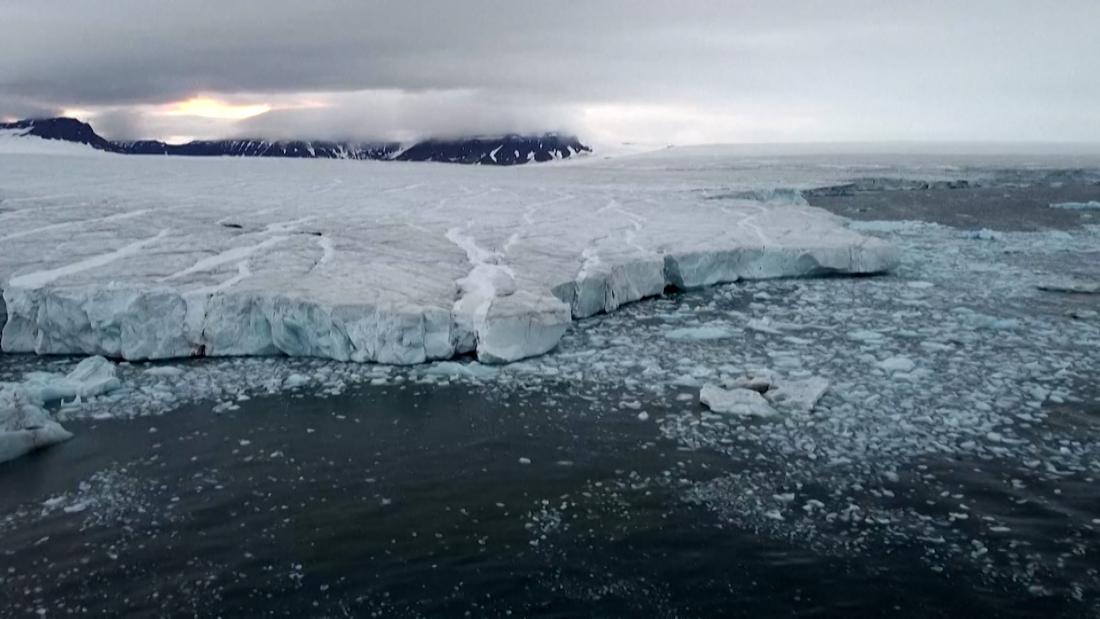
0,117 -> 590,165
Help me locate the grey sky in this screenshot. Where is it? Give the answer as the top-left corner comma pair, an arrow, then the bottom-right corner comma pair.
2,1 -> 1098,144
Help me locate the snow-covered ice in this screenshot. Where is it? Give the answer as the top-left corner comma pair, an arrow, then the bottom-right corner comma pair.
0,146 -> 897,364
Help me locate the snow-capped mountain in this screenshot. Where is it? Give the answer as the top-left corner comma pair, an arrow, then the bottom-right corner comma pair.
0,117 -> 590,165
117,138 -> 401,160
0,117 -> 117,151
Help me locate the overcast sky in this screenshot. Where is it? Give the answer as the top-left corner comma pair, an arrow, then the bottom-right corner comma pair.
2,1 -> 1098,144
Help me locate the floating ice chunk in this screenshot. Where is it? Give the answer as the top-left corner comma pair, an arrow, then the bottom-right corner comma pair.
699,384 -> 778,418
954,309 -> 1019,330
283,373 -> 310,388
723,370 -> 828,413
746,318 -> 785,335
22,356 -> 121,404
1050,201 -> 1100,210
423,361 -> 499,380
664,325 -> 740,341
876,356 -> 916,373
0,384 -> 73,463
848,329 -> 885,342
960,229 -> 1001,241
764,376 -> 830,413
1036,281 -> 1100,295
728,370 -> 781,393
143,366 -> 184,377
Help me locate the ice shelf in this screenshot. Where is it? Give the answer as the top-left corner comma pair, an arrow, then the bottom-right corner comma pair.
0,146 -> 898,363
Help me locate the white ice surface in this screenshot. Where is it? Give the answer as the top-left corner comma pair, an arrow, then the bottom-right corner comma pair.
0,147 -> 898,364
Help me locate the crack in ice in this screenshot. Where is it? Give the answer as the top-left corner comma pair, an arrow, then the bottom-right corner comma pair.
8,229 -> 170,289
0,209 -> 154,242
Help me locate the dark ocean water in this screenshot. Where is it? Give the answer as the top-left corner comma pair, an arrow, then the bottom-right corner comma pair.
2,380 -> 1096,617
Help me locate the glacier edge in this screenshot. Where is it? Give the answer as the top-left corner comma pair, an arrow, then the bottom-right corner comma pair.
1,238 -> 898,364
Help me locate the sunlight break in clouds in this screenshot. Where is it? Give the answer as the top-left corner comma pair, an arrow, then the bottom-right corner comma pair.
161,97 -> 272,120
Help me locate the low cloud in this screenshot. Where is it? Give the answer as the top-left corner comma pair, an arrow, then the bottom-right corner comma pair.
3,1 -> 1099,143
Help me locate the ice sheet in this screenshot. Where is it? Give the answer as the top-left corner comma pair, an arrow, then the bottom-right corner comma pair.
0,146 -> 897,363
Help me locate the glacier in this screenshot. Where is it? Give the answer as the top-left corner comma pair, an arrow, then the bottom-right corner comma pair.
0,143 -> 897,364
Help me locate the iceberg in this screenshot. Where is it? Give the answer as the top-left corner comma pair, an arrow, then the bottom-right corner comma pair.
0,355 -> 122,463
0,384 -> 73,464
0,148 -> 898,364
21,356 -> 122,404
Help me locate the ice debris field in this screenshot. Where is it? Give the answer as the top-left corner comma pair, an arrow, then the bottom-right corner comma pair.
0,147 -> 897,366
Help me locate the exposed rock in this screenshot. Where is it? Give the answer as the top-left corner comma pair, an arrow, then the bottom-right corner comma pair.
0,117 -> 590,166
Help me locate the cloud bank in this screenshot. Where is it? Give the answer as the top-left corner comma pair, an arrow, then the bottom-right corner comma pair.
2,1 -> 1098,144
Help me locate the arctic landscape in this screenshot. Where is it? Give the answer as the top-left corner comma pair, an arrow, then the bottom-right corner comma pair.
4,2 -> 1100,617
3,128 -> 1100,616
